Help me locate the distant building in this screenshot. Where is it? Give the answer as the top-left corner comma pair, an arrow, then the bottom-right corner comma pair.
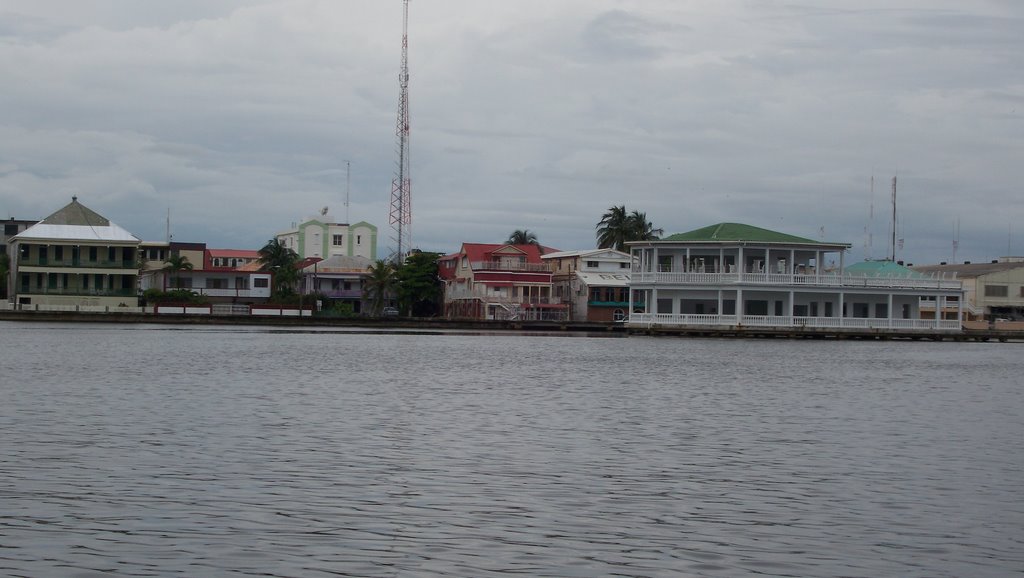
275,214 -> 377,261
298,254 -> 372,313
207,248 -> 261,270
8,197 -> 141,308
541,248 -> 633,322
438,243 -> 566,321
628,222 -> 963,332
912,258 -> 1024,320
2,218 -> 38,257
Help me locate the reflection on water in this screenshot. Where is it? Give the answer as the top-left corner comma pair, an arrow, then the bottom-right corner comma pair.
1,322 -> 1022,577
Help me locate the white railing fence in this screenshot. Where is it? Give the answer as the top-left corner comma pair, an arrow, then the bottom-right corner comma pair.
628,313 -> 962,332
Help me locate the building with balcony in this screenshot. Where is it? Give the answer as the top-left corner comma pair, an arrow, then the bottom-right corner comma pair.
8,197 -> 141,308
912,258 -> 1024,321
298,254 -> 372,313
628,223 -> 964,333
542,248 -> 634,322
439,243 -> 566,321
275,214 -> 377,261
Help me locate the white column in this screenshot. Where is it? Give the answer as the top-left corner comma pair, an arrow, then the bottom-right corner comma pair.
717,290 -> 723,317
737,288 -> 743,324
685,248 -> 690,272
789,290 -> 795,322
764,247 -> 769,272
738,246 -> 743,276
957,294 -> 963,326
839,292 -> 845,327
888,294 -> 894,329
816,251 -> 821,282
653,247 -> 659,273
936,295 -> 943,328
718,248 -> 724,273
789,249 -> 795,274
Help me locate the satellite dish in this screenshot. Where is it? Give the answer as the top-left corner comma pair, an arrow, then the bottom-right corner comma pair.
321,206 -> 329,216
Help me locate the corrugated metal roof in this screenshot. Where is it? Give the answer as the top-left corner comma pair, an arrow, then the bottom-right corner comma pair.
661,223 -> 846,246
576,271 -> 631,287
14,198 -> 139,242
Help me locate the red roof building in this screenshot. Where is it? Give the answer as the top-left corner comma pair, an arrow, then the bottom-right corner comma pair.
440,243 -> 567,321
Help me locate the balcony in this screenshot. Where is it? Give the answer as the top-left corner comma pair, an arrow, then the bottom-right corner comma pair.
18,287 -> 137,297
471,261 -> 551,272
18,258 -> 137,270
631,271 -> 962,291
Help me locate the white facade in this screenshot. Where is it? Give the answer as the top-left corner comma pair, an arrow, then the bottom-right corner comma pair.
629,224 -> 964,333
542,249 -> 633,321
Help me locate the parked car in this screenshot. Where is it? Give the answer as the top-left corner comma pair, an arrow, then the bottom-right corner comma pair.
382,307 -> 400,317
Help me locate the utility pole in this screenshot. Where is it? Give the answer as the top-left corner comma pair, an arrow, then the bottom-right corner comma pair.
389,0 -> 412,263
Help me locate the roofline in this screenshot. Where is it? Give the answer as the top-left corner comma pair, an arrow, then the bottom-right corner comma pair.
626,239 -> 852,249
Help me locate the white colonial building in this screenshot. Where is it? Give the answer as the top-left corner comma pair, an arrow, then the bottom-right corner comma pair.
542,248 -> 633,322
628,223 -> 963,333
8,197 -> 141,308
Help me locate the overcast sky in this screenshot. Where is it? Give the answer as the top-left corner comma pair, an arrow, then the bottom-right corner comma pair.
1,0 -> 1021,264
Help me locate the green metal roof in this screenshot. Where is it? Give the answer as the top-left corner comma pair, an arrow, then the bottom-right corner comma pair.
844,260 -> 927,278
663,223 -> 820,244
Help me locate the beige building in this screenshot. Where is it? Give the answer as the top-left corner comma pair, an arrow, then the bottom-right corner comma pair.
8,197 -> 141,308
912,258 -> 1024,320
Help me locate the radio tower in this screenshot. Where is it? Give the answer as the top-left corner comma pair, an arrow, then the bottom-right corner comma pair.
389,0 -> 412,263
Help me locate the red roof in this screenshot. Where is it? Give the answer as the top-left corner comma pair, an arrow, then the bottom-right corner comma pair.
461,243 -> 554,264
208,248 -> 260,258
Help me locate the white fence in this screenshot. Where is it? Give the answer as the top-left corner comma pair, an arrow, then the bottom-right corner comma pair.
629,313 -> 962,332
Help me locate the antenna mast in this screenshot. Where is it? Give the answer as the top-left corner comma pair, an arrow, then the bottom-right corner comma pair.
890,175 -> 897,261
343,160 -> 351,224
389,0 -> 412,263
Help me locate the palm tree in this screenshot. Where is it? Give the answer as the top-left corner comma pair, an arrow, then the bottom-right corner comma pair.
363,259 -> 396,315
596,205 -> 630,251
506,229 -> 539,246
258,238 -> 300,297
596,206 -> 663,251
162,254 -> 193,289
627,210 -> 664,242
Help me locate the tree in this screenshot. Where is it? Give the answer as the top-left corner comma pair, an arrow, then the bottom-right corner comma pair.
363,259 -> 396,315
394,251 -> 442,317
162,254 -> 193,289
596,206 -> 663,251
506,229 -> 539,246
258,238 -> 300,298
596,205 -> 630,251
627,210 -> 664,242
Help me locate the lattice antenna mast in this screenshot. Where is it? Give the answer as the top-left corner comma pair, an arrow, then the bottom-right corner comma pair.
389,0 -> 412,263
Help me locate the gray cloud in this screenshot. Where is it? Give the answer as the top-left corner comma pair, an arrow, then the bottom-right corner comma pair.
0,0 -> 1021,264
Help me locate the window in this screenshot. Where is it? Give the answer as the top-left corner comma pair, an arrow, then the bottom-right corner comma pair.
620,262 -> 629,269
4,224 -> 18,235
254,277 -> 269,288
108,247 -> 116,262
54,246 -> 64,261
356,235 -> 362,245
333,235 -> 344,246
208,278 -> 228,290
89,247 -> 98,261
586,261 -> 599,268
20,245 -> 29,259
613,309 -> 625,322
985,285 -> 1008,297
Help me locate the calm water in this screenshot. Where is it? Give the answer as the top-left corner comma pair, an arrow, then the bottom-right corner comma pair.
1,322 -> 1021,577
